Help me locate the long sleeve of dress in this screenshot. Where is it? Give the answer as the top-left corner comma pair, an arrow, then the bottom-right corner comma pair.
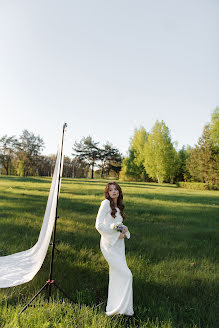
95,199 -> 120,246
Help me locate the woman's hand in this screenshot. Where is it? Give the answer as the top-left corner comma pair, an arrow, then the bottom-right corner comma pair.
119,227 -> 127,239
119,231 -> 126,239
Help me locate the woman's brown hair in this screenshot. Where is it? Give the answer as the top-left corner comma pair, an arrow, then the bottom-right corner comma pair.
104,182 -> 126,220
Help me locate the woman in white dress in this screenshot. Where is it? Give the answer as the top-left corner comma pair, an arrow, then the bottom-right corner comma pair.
95,182 -> 134,316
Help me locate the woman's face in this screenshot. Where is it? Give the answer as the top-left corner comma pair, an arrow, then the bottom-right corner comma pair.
108,184 -> 119,200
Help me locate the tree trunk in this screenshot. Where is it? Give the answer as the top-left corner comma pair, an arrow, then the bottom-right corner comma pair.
205,172 -> 209,190
3,162 -> 9,175
101,166 -> 104,178
91,165 -> 94,179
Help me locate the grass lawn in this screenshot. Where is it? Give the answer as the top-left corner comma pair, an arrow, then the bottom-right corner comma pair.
0,176 -> 218,328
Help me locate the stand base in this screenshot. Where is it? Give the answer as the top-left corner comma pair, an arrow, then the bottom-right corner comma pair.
20,280 -> 73,314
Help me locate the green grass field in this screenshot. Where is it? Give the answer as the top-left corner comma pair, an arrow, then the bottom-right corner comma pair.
0,176 -> 218,328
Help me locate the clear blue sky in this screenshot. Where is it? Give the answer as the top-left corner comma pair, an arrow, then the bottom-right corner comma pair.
0,0 -> 218,157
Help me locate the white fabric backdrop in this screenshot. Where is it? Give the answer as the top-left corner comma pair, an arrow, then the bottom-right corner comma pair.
0,141 -> 64,288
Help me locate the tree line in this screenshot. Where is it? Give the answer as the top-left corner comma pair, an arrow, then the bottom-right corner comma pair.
0,108 -> 218,188
120,108 -> 219,189
0,132 -> 123,179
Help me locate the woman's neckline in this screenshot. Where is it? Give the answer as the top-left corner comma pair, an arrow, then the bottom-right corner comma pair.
106,199 -> 119,209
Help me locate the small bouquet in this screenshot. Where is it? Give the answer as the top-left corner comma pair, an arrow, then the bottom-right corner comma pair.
110,222 -> 130,239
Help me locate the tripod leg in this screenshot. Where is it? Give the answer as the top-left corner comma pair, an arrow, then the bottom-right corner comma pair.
53,281 -> 73,302
20,282 -> 49,314
48,281 -> 52,301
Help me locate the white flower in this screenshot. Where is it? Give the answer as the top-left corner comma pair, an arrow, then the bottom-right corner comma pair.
110,222 -> 123,230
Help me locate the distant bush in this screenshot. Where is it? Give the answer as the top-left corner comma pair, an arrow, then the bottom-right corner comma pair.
176,181 -> 219,190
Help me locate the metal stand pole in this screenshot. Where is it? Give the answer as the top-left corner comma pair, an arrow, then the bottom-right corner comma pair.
20,123 -> 72,314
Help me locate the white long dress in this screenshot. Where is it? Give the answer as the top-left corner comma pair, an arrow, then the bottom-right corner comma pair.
95,199 -> 134,316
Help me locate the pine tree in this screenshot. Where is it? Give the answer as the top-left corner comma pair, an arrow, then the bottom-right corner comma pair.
186,125 -> 219,188
72,136 -> 100,179
98,143 -> 122,178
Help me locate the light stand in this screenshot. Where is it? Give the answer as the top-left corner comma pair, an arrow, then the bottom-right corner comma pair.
20,123 -> 73,313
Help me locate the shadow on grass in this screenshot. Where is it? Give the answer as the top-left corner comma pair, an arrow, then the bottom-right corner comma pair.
129,192 -> 219,206
1,177 -> 219,327
0,192 -> 50,212
0,219 -> 218,328
1,190 -> 218,256
0,176 -> 52,184
2,226 -> 218,328
61,178 -> 178,189
133,274 -> 219,328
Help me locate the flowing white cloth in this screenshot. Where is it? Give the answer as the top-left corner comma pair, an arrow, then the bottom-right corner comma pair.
0,142 -> 64,288
95,199 -> 134,316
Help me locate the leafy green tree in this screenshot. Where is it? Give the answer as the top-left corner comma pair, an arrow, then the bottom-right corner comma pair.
209,107 -> 219,179
169,147 -> 180,183
143,120 -> 177,183
0,135 -> 18,175
209,107 -> 219,149
173,146 -> 193,182
174,146 -> 186,181
131,127 -> 148,167
62,156 -> 73,178
120,127 -> 148,181
73,136 -> 99,179
17,160 -> 25,177
16,130 -> 44,176
120,149 -> 145,181
37,155 -> 56,177
186,124 -> 219,188
182,146 -> 192,181
72,156 -> 89,178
